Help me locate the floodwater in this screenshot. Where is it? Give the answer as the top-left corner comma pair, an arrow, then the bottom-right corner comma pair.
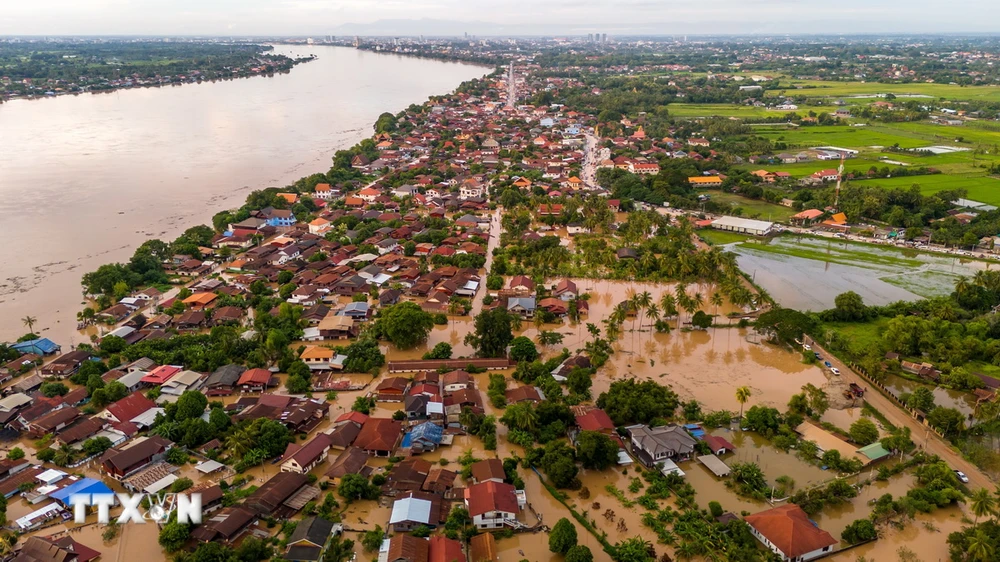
733,235 -> 995,311
882,373 -> 977,418
0,45 -> 488,343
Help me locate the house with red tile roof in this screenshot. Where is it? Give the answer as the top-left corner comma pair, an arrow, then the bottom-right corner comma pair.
464,481 -> 521,529
470,458 -> 505,484
237,368 -> 272,392
140,365 -> 182,385
101,392 -> 158,425
354,418 -> 403,457
428,535 -> 466,562
575,408 -> 616,434
744,504 -> 837,561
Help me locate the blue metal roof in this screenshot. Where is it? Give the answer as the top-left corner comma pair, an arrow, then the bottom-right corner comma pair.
10,338 -> 61,355
49,478 -> 115,505
409,422 -> 444,444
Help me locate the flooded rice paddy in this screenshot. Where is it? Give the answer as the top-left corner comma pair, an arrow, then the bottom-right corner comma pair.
732,235 -> 995,310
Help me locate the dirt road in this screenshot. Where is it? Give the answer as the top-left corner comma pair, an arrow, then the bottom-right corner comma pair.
810,340 -> 994,491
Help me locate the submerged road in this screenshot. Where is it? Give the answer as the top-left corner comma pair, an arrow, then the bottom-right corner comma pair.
810,339 -> 993,491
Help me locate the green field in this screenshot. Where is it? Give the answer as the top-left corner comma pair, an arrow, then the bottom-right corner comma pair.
708,192 -> 798,221
667,103 -> 839,118
753,125 -> 932,149
766,79 -> 1000,103
698,230 -> 751,245
852,174 -> 1000,205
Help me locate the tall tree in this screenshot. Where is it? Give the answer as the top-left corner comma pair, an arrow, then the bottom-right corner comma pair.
735,386 -> 752,422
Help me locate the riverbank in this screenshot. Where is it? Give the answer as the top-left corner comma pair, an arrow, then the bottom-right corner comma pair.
0,42 -> 312,101
0,45 -> 489,343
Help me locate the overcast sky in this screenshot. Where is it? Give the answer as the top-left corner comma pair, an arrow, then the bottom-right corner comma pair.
3,0 -> 1000,36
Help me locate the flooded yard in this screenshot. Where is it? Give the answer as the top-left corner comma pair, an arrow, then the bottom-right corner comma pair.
732,235 -> 994,310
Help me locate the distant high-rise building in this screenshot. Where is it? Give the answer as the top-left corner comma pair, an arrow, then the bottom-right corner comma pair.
353,36 -> 360,47
602,33 -> 607,43
464,32 -> 468,38
587,33 -> 594,42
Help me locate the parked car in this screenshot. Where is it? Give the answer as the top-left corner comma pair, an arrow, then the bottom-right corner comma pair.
954,470 -> 970,483
803,344 -> 812,351
824,361 -> 832,368
830,368 -> 841,375
814,352 -> 822,359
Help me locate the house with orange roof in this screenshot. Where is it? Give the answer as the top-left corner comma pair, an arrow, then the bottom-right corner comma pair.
790,209 -> 824,226
182,292 -> 218,311
745,504 -> 837,561
308,217 -> 331,235
688,176 -> 724,187
277,193 -> 299,204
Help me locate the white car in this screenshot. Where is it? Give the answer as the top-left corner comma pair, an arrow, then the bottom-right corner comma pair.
954,470 -> 970,483
830,367 -> 841,375
803,344 -> 812,351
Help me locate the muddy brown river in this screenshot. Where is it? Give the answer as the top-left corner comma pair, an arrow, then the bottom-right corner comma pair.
0,45 -> 487,344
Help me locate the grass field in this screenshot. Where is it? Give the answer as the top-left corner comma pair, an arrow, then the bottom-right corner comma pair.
752,125 -> 932,149
852,174 -> 1000,204
667,103 -> 839,118
698,230 -> 751,245
822,318 -> 891,349
766,79 -> 1000,102
708,192 -> 798,221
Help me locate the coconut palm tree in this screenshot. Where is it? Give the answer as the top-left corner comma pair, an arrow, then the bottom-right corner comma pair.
971,488 -> 997,524
21,316 -> 37,335
660,293 -> 678,319
645,304 -> 660,331
710,291 -> 724,319
735,386 -> 752,422
968,530 -> 995,562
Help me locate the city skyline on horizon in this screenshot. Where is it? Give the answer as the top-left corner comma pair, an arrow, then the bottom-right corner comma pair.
3,0 -> 1000,37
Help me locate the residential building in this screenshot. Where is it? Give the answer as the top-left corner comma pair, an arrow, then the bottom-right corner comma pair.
281,434 -> 332,474
629,424 -> 697,467
284,516 -> 336,562
464,481 -> 520,529
744,504 -> 837,562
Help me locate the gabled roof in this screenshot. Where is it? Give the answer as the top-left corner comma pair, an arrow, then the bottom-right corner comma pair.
428,535 -> 466,562
386,535 -> 428,562
471,458 -> 505,483
106,392 -> 157,423
287,516 -> 335,548
465,481 -> 518,517
354,418 -> 403,452
204,364 -> 246,388
575,409 -> 615,432
326,447 -> 369,479
469,533 -> 499,562
744,504 -> 837,558
140,365 -> 182,385
238,368 -> 272,386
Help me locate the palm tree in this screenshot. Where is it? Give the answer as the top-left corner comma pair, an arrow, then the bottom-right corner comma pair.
971,488 -> 997,524
660,293 -> 678,319
21,316 -> 37,334
968,530 -> 995,562
710,292 -> 724,319
506,403 -> 538,432
735,386 -> 752,423
645,304 -> 660,331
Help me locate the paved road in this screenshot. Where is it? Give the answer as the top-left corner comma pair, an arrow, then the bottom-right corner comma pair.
810,339 -> 994,491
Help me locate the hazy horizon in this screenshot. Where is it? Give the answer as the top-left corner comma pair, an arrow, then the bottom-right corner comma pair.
2,1 -> 999,36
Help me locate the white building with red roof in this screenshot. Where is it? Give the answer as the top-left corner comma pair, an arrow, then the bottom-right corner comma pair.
464,481 -> 523,529
744,504 -> 837,561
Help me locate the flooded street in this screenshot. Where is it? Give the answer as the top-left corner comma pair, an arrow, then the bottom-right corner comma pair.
733,235 -> 995,310
0,45 -> 487,343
